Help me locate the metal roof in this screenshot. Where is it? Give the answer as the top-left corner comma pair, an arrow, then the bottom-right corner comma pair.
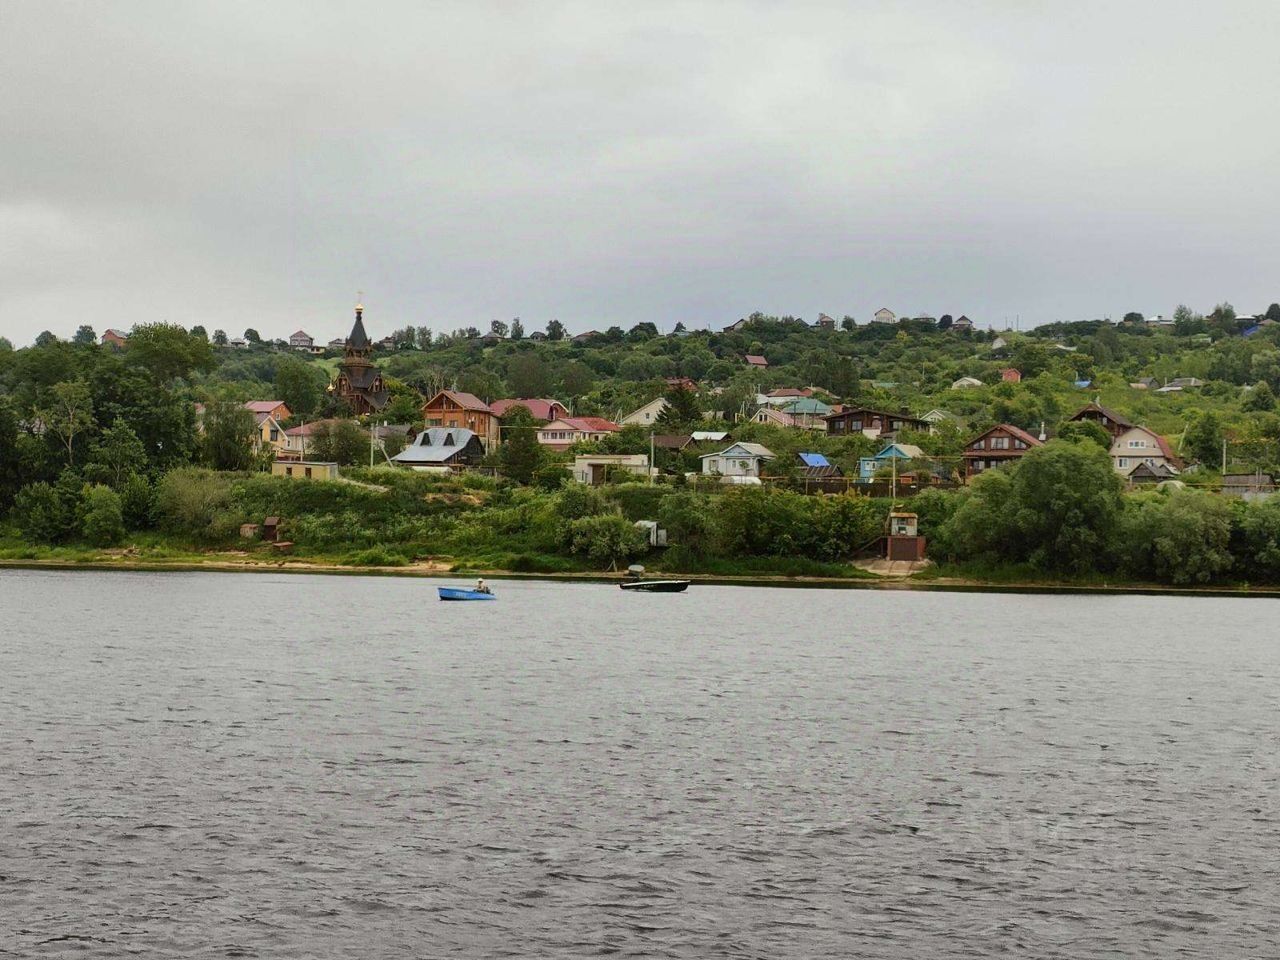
798,452 -> 830,467
391,427 -> 480,464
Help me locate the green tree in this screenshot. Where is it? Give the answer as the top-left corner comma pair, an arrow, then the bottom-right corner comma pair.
656,491 -> 715,556
1056,419 -> 1112,448
566,514 -> 646,567
655,386 -> 700,429
507,353 -> 553,398
0,398 -> 24,510
87,418 -> 147,487
1183,410 -> 1224,467
119,473 -> 155,530
1118,491 -> 1233,585
499,407 -> 543,484
80,484 -> 126,546
546,319 -> 566,341
1243,381 -> 1276,413
202,400 -> 256,470
36,379 -> 94,465
127,323 -> 215,383
310,420 -> 367,465
1266,303 -> 1280,323
274,356 -> 325,416
212,329 -> 228,346
73,324 -> 97,345
244,328 -> 262,344
509,318 -> 524,341
13,481 -> 72,544
190,325 -> 208,341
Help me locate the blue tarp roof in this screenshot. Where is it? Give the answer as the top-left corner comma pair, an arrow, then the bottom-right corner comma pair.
798,452 -> 830,467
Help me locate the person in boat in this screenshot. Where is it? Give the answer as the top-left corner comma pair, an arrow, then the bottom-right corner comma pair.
474,577 -> 491,595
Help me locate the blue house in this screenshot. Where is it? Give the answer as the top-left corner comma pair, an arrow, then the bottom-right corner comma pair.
858,442 -> 925,482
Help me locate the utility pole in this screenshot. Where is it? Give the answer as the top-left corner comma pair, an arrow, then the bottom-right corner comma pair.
649,431 -> 655,484
1222,437 -> 1228,474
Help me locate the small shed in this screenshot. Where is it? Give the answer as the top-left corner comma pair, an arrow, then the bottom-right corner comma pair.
262,516 -> 281,542
886,512 -> 926,561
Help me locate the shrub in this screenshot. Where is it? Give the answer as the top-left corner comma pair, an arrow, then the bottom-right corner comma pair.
566,514 -> 647,567
153,467 -> 236,541
555,484 -> 608,522
119,474 -> 155,530
14,482 -> 72,544
80,484 -> 126,546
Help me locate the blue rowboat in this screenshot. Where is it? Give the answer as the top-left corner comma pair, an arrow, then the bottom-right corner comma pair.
438,587 -> 496,602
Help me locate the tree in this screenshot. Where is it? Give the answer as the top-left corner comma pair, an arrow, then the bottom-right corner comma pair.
416,326 -> 433,350
0,336 -> 13,352
1122,311 -> 1144,324
13,481 -> 73,544
627,322 -> 659,342
566,514 -> 647,567
36,379 -> 94,465
673,321 -> 687,334
190,325 -> 208,341
309,420 -> 367,465
1183,410 -> 1224,467
509,318 -> 524,341
73,325 -> 96,345
212,329 -> 228,346
937,314 -> 953,331
546,319 -> 566,341
275,357 -> 325,416
0,398 -> 26,510
88,419 -> 147,487
244,328 -> 262,344
1267,303 -> 1280,323
490,319 -> 509,338
1172,304 -> 1206,336
506,352 -> 552,398
35,331 -> 58,347
655,386 -> 700,429
841,316 -> 856,332
202,400 -> 256,470
1118,491 -> 1233,585
1056,419 -> 1112,448
126,322 -> 215,384
80,484 -> 126,546
1244,381 -> 1277,412
498,407 -> 543,484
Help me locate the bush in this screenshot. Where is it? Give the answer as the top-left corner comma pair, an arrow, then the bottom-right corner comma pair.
566,514 -> 647,567
555,484 -> 609,522
153,467 -> 236,541
347,546 -> 409,566
80,484 -> 125,547
13,482 -> 72,544
119,474 -> 155,530
1119,490 -> 1233,584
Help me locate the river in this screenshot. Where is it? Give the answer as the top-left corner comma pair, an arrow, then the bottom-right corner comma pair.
1,569 -> 1277,957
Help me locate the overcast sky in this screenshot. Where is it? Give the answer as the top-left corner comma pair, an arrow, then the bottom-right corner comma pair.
2,2 -> 1279,345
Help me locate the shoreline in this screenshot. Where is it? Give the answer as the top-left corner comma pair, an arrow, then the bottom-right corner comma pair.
4,555 -> 1280,599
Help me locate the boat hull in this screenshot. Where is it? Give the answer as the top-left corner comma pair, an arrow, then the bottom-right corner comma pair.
619,580 -> 690,593
438,587 -> 496,601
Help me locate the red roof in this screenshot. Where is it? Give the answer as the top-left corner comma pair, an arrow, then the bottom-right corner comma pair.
559,417 -> 619,432
244,400 -> 287,414
766,388 -> 813,398
967,422 -> 1043,449
490,398 -> 566,421
744,354 -> 768,367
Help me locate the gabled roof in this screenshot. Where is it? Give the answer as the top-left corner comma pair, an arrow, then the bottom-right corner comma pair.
425,390 -> 493,413
244,400 -> 288,414
545,416 -> 619,433
290,330 -> 311,339
1114,424 -> 1178,461
798,452 -> 830,467
690,431 -> 729,442
392,427 -> 481,464
1070,401 -> 1133,429
702,442 -> 775,460
744,354 -> 768,366
873,443 -> 925,460
490,398 -> 566,421
779,398 -> 832,415
103,328 -> 129,339
652,434 -> 692,450
967,423 -> 1043,448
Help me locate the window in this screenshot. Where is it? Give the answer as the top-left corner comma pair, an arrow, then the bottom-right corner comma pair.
991,437 -> 1010,450
972,439 -> 985,449
1014,440 -> 1027,449
1117,458 -> 1129,468
305,467 -> 312,478
1128,439 -> 1145,448
269,428 -> 279,441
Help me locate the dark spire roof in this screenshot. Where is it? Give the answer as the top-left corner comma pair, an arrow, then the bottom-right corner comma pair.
347,305 -> 371,350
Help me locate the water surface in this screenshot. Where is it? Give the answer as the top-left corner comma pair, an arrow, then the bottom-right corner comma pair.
1,569 -> 1277,957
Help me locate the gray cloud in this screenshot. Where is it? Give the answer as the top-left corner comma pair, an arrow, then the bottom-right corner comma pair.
2,1 -> 1279,344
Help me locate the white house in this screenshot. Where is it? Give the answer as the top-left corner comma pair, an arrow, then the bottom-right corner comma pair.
872,307 -> 896,324
621,397 -> 668,427
572,454 -> 651,485
1110,425 -> 1181,476
289,330 -> 314,350
750,406 -> 796,428
951,376 -> 984,389
700,442 -> 775,479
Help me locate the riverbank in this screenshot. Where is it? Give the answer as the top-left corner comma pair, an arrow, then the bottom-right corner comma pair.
5,550 -> 1280,598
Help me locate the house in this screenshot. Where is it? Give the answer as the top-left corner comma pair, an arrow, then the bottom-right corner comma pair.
279,418 -> 356,458
999,368 -> 1022,383
537,416 -> 620,451
528,330 -> 548,342
921,409 -> 963,433
797,452 -> 842,480
391,427 -> 486,471
872,307 -> 896,324
572,454 -> 651,485
332,304 -> 389,414
858,443 -> 926,482
951,315 -> 974,331
490,398 -> 570,422
700,442 -> 775,479
621,397 -> 668,427
1110,426 -> 1181,476
1130,377 -> 1159,390
823,407 -> 928,440
690,430 -> 729,443
814,313 -> 837,330
763,387 -> 814,404
326,337 -> 347,350
422,389 -> 500,451
377,335 -> 400,350
228,337 -> 248,349
652,434 -> 694,452
963,423 -> 1043,480
723,317 -> 750,332
778,397 -> 832,429
1128,461 -> 1181,485
665,377 -> 698,392
990,336 -> 1008,351
244,400 -> 292,422
751,406 -> 797,428
951,376 -> 984,389
1068,402 -> 1133,439
271,460 -> 339,481
289,330 -> 314,350
571,330 -> 602,345
744,354 -> 768,368
101,329 -> 129,348
1156,377 -> 1205,393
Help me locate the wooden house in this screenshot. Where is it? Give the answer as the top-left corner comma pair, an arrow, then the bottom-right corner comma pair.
963,423 -> 1043,480
422,390 -> 500,452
